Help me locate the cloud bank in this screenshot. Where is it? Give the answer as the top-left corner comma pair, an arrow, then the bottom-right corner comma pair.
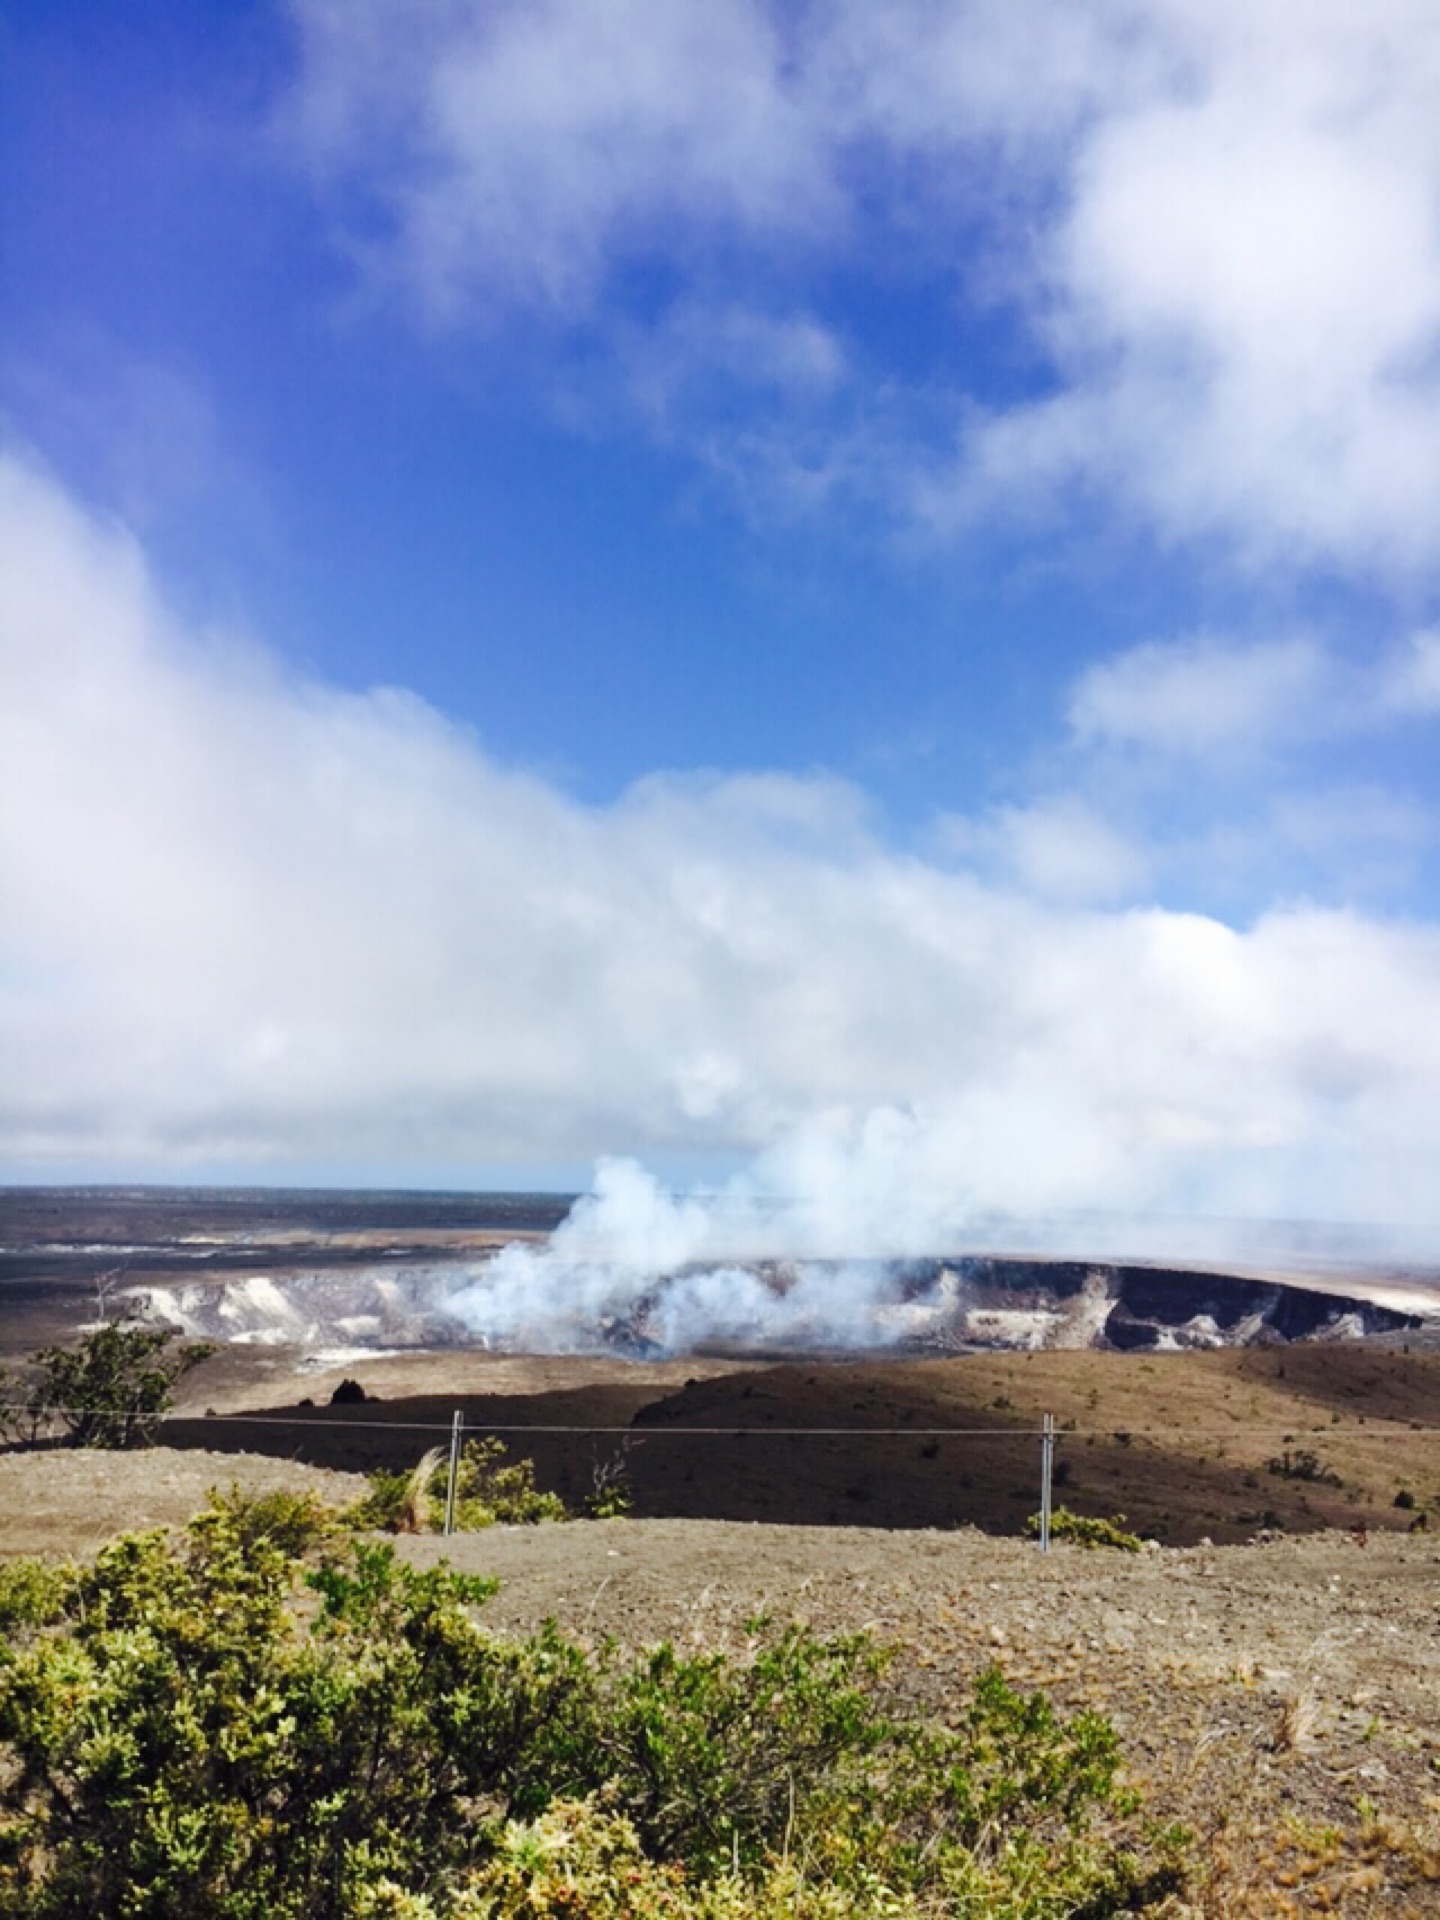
290,0 -> 1440,582
5,447 -> 1440,1244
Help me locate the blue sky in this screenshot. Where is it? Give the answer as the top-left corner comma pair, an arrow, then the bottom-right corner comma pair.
5,2 -> 1440,1236
1,0 -> 1140,817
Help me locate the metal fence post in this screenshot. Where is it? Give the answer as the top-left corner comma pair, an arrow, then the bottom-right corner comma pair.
444,1410 -> 463,1537
1038,1412 -> 1055,1553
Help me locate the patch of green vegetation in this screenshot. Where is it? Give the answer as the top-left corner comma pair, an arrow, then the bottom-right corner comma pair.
0,1558 -> 76,1632
0,1488 -> 1187,1918
1026,1507 -> 1143,1551
0,1321 -> 214,1450
351,1438 -> 569,1533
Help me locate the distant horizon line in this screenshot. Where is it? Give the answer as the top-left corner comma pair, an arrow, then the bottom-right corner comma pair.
2,1179 -> 1435,1240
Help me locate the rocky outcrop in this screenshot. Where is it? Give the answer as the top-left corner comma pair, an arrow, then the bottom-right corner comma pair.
887,1257 -> 1418,1353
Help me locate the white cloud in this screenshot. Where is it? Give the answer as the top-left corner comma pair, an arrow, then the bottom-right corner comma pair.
956,17 -> 1440,575
989,632 -> 1439,907
1263,786 -> 1434,896
289,0 -> 1440,582
1067,627 -> 1440,766
939,796 -> 1149,904
872,1 -> 1440,577
1067,634 -> 1335,757
289,0 -> 838,317
6,447 -> 1440,1235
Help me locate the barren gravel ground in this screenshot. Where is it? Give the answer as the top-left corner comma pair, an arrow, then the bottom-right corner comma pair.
0,1447 -> 368,1561
0,1449 -> 1437,1912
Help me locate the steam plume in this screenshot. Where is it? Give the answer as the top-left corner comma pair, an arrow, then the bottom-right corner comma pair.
444,1123 -> 1440,1355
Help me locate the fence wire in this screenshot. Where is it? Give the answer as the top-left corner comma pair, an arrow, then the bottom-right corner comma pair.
2,1401 -> 1439,1440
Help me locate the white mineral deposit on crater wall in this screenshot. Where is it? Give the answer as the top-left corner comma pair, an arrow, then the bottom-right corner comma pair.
122,1263 -> 472,1350
117,1233 -> 1439,1363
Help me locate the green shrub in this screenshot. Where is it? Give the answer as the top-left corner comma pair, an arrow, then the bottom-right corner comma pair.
586,1477 -> 634,1519
198,1482 -> 339,1555
0,1490 -> 1186,1918
1,1321 -> 214,1450
442,1436 -> 569,1528
1026,1507 -> 1143,1551
372,1789 -> 1187,1916
353,1440 -> 568,1534
0,1494 -> 509,1918
594,1620 -> 893,1873
0,1557 -> 75,1633
431,1796 -> 905,1917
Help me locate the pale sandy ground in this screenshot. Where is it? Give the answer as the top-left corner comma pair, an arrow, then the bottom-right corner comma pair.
0,1447 -> 369,1562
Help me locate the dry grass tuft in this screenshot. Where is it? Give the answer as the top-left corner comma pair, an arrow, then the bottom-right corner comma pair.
1275,1682 -> 1321,1753
393,1446 -> 443,1533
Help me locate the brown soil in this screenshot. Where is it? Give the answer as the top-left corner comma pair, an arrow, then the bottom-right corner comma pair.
162,1340 -> 1440,1546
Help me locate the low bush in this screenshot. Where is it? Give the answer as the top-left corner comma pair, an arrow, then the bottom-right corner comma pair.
0,1321 -> 214,1450
202,1480 -> 339,1555
0,1557 -> 76,1633
351,1438 -> 569,1533
585,1445 -> 636,1518
348,1451 -> 445,1534
1026,1507 -> 1144,1551
441,1436 -> 569,1528
1266,1447 -> 1341,1487
0,1489 -> 1187,1918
